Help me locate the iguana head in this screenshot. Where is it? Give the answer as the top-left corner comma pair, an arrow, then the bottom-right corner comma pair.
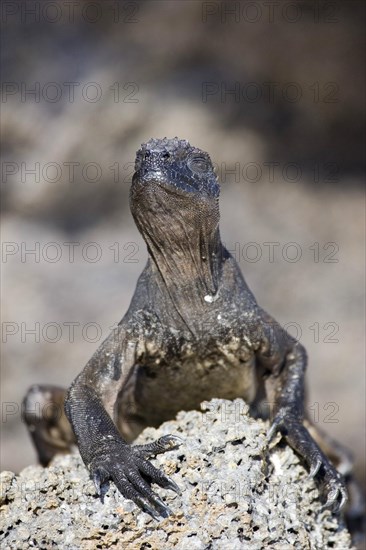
131,137 -> 219,199
130,138 -> 222,296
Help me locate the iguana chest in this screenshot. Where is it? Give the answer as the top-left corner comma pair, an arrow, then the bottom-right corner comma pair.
116,332 -> 258,440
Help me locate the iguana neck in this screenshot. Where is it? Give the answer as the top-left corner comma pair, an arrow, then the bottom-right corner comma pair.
145,225 -> 223,308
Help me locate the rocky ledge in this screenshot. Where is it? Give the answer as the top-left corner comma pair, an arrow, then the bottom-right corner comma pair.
0,399 -> 353,549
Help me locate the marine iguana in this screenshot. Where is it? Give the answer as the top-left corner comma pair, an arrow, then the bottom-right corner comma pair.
23,137 -> 350,520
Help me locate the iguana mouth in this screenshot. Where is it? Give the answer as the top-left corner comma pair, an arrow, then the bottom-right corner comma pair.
133,171 -> 200,198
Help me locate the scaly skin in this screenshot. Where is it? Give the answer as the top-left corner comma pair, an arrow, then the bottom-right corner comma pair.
25,138 -> 348,519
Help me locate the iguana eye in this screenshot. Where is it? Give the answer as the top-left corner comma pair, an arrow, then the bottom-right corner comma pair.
188,156 -> 210,173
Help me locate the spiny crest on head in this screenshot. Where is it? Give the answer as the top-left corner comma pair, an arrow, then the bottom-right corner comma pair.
139,137 -> 205,159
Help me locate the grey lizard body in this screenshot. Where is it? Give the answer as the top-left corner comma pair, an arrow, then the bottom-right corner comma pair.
23,137 -> 350,520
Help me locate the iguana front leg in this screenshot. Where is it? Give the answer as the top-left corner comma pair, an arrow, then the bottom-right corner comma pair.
64,326 -> 181,519
252,308 -> 348,510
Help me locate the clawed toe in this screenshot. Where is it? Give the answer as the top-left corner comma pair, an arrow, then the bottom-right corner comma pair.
133,434 -> 183,458
310,459 -> 348,512
164,478 -> 182,495
161,434 -> 184,448
136,494 -> 170,520
147,493 -> 173,518
88,435 -> 181,520
309,458 -> 322,478
321,480 -> 348,512
268,412 -> 348,514
338,487 -> 348,510
93,466 -> 112,503
308,458 -> 348,513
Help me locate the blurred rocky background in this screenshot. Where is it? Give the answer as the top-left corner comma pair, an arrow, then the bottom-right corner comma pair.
1,0 -> 365,495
